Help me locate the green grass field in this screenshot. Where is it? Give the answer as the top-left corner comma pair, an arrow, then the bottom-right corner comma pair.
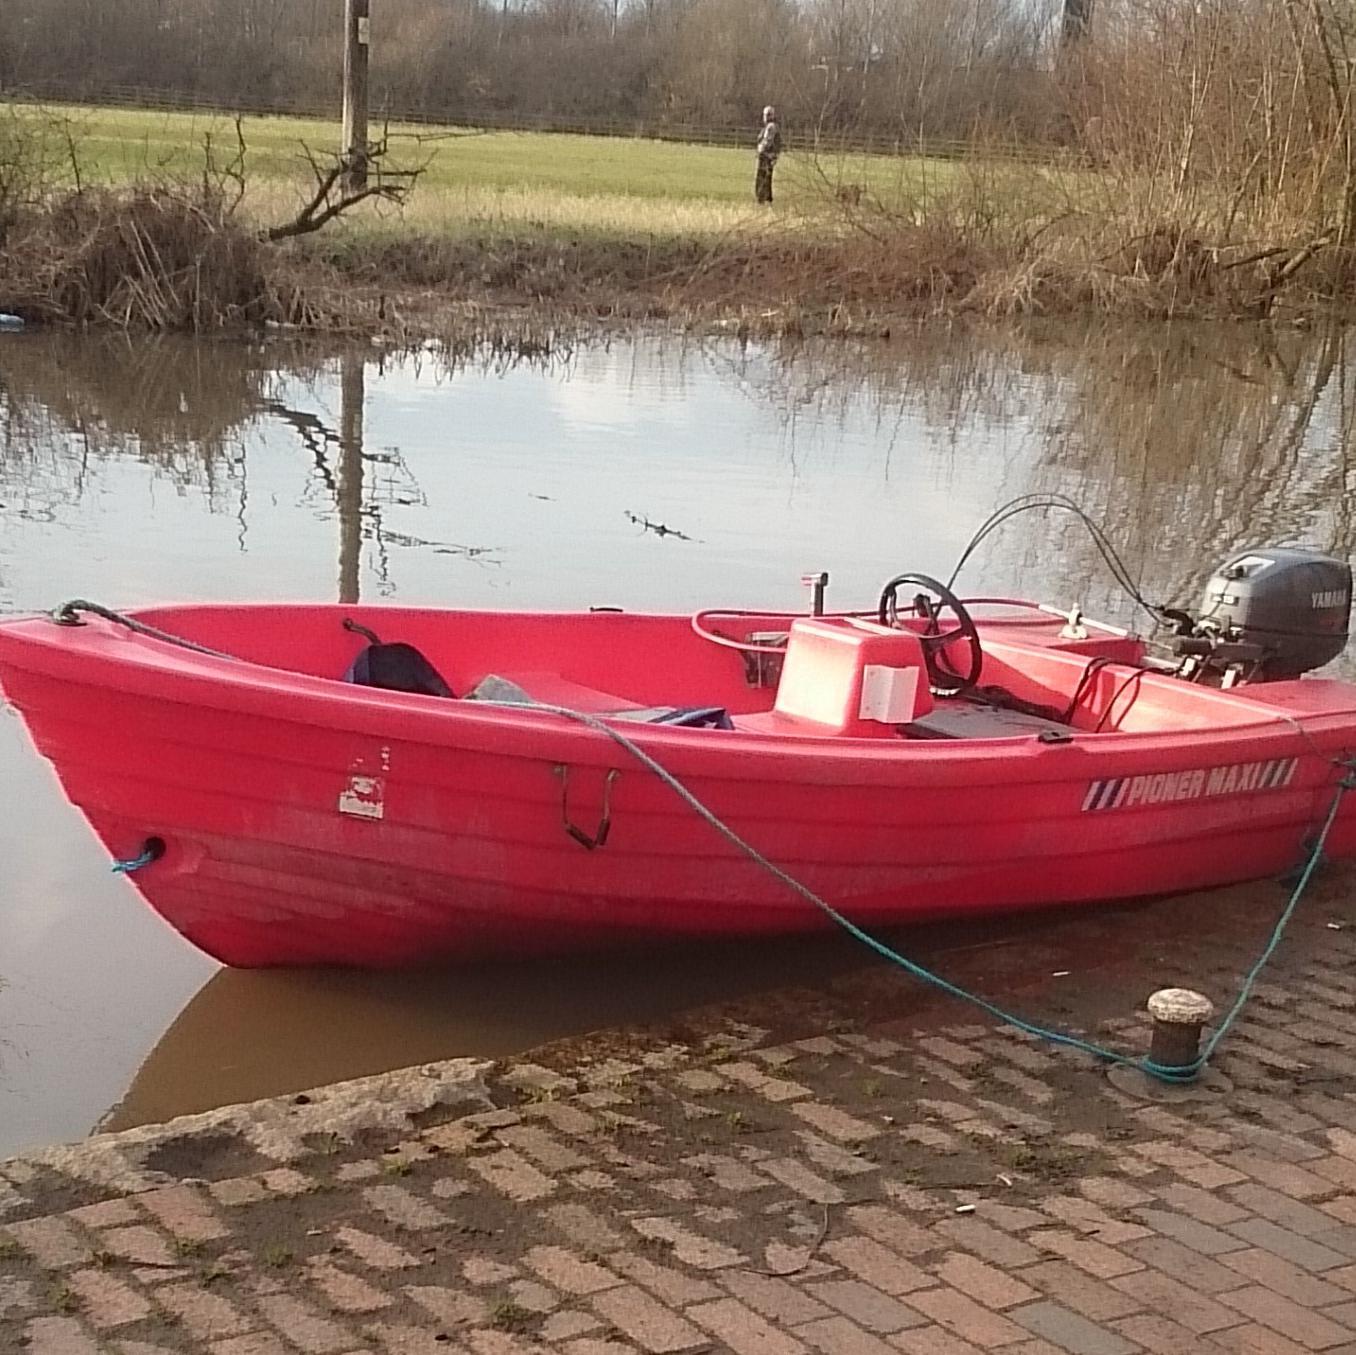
29,103 -> 969,243
6,103 -> 1320,326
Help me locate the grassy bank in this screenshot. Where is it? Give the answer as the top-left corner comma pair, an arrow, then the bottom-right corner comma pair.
0,101 -> 1349,334
55,104 -> 954,236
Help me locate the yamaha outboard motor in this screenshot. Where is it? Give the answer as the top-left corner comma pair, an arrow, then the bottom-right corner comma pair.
1176,548 -> 1351,682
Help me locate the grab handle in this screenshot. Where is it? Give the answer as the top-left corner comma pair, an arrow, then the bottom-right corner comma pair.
554,766 -> 621,851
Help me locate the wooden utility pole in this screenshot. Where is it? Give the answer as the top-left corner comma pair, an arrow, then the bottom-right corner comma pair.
342,0 -> 371,192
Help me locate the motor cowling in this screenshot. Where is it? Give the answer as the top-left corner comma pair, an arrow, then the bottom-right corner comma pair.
1196,547 -> 1351,680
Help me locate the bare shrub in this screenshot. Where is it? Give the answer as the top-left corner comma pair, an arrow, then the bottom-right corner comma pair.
0,106 -> 68,245
1066,0 -> 1356,246
0,120 -> 425,332
0,185 -> 282,329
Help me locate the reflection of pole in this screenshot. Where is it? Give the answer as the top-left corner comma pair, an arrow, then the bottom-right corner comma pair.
342,0 -> 371,191
338,354 -> 365,605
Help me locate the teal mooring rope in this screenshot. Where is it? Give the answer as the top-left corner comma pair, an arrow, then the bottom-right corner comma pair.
508,704 -> 1356,1085
112,845 -> 160,875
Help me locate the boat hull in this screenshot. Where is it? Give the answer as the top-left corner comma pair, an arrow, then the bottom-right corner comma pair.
4,605 -> 1356,967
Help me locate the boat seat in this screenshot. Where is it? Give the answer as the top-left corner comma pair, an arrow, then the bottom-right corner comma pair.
469,672 -> 642,712
467,674 -> 733,728
906,699 -> 1073,740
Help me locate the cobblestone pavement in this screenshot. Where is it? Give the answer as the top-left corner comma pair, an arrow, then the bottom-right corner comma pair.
8,877 -> 1356,1355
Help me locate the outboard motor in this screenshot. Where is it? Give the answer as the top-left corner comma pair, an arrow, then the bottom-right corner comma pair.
1175,547 -> 1351,682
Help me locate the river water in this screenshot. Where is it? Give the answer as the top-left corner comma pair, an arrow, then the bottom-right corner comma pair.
1,322 -> 1353,1158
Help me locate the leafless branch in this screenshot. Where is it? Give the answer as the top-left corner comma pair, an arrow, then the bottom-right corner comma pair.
201,114 -> 247,216
264,133 -> 427,244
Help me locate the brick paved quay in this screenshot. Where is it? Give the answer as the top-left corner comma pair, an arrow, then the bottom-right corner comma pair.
9,866 -> 1356,1355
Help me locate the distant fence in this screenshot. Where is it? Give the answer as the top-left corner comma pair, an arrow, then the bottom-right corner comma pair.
1,81 -> 1069,166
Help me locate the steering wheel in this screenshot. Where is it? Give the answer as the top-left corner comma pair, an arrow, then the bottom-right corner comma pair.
878,572 -> 983,694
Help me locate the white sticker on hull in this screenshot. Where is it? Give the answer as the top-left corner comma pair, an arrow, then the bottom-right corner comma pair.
1083,757 -> 1299,812
339,775 -> 385,820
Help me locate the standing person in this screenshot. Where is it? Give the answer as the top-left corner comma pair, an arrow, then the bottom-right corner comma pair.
755,104 -> 782,205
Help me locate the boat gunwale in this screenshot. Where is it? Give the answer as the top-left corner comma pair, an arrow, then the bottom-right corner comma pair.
2,605 -> 1354,777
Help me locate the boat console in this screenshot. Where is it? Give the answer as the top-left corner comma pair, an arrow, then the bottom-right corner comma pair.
735,617 -> 934,738
699,547 -> 1354,742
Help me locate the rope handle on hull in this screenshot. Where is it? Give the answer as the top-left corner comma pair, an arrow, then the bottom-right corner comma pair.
555,765 -> 621,850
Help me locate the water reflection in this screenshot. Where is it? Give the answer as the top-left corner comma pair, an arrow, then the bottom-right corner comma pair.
338,354 -> 365,605
2,320 -> 1355,1155
99,902 -> 1144,1135
4,323 -> 1354,622
749,323 -> 1356,620
101,935 -> 870,1133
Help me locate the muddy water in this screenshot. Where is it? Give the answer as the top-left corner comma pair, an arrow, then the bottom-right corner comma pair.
2,323 -> 1354,1157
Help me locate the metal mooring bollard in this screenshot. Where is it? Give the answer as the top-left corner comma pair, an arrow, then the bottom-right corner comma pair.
1147,988 -> 1215,1078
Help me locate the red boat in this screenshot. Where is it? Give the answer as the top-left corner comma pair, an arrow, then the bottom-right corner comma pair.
1,547 -> 1354,969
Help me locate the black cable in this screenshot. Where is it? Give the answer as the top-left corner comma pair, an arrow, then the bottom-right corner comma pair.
947,494 -> 1166,629
953,496 -> 1148,607
970,684 -> 1067,724
1094,668 -> 1147,732
1063,655 -> 1114,724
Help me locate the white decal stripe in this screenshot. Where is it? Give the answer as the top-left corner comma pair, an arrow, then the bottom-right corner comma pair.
1083,756 -> 1302,813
